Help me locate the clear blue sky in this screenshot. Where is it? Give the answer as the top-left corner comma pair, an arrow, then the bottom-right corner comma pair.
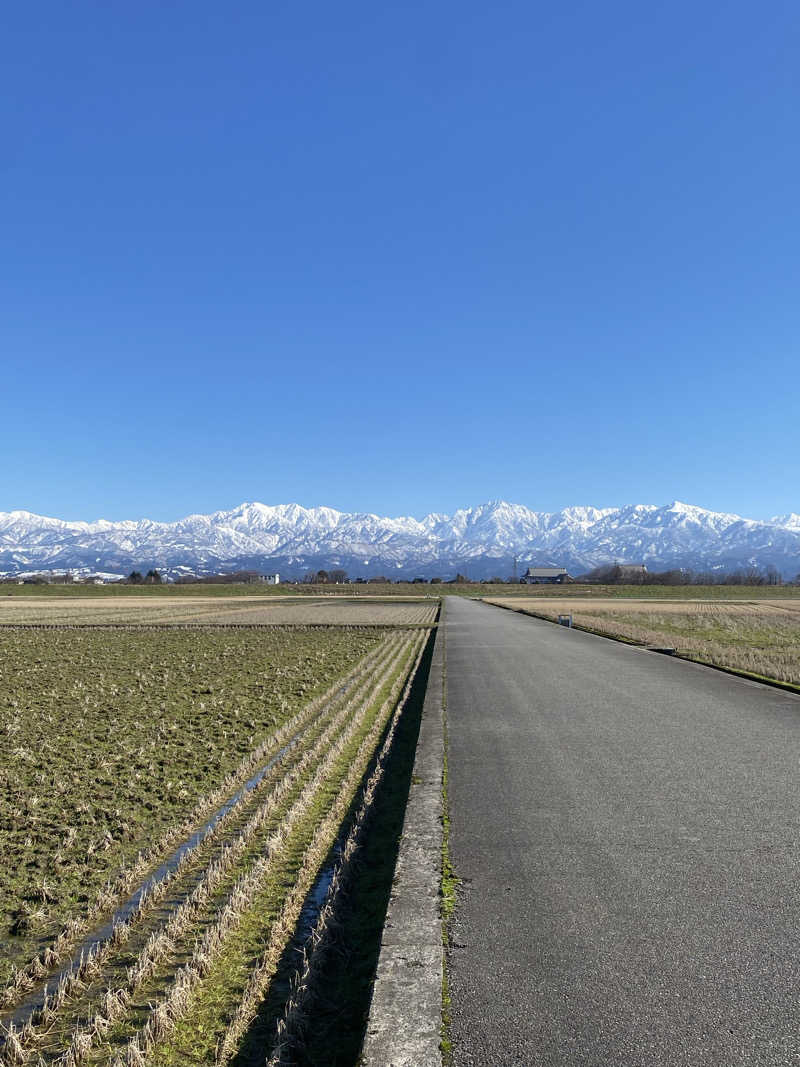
2,2 -> 797,522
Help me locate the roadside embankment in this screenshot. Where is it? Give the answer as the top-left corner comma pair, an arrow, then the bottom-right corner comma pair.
361,621 -> 445,1067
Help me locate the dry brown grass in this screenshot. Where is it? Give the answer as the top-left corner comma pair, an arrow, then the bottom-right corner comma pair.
487,597 -> 800,616
485,597 -> 800,686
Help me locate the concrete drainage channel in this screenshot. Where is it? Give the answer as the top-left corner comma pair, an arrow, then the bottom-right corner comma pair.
362,619 -> 445,1067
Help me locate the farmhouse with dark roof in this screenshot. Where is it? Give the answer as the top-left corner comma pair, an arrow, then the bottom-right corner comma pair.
521,567 -> 570,584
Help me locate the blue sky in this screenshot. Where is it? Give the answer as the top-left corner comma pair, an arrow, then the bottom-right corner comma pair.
2,2 -> 798,522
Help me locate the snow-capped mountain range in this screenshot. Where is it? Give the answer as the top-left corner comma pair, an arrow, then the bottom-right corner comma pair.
1,500 -> 799,580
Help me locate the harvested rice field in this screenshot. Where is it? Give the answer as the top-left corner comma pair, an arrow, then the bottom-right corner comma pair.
0,607 -> 436,1063
485,597 -> 800,686
0,597 -> 438,627
189,599 -> 439,626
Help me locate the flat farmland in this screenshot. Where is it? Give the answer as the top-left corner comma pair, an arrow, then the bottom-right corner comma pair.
0,607 -> 435,1063
188,598 -> 439,626
485,596 -> 800,686
0,596 -> 438,627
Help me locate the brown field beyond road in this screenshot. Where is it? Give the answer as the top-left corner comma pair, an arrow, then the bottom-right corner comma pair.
484,597 -> 800,687
486,596 -> 800,615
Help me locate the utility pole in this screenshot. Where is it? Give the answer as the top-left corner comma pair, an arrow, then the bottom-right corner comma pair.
513,555 -> 518,582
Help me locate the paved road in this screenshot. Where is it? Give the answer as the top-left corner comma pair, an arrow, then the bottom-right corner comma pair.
445,596 -> 800,1066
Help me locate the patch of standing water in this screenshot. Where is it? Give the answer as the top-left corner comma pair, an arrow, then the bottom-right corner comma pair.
295,840 -> 342,947
238,837 -> 345,1067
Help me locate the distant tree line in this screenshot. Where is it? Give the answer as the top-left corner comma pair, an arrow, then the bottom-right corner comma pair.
299,570 -> 479,584
580,563 -> 788,586
6,565 -> 797,587
173,570 -> 265,585
301,569 -> 349,584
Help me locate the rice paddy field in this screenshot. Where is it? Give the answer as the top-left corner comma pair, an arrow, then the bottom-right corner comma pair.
0,597 -> 438,627
485,597 -> 800,687
0,602 -> 437,1064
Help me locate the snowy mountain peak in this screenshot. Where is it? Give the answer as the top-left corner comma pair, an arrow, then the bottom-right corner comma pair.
666,500 -> 703,515
772,513 -> 800,530
665,500 -> 743,523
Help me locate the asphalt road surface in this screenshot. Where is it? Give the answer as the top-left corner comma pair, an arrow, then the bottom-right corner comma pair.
445,596 -> 800,1066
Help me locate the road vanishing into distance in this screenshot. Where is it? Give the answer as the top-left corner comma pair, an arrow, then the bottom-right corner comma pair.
444,596 -> 800,1066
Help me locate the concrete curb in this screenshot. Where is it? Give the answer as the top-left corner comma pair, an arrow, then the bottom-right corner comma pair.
361,624 -> 444,1067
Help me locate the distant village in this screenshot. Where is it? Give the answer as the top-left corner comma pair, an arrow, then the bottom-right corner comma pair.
1,562 -> 790,587
5,565 -> 578,587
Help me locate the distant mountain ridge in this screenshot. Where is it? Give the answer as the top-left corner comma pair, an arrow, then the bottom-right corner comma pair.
1,500 -> 799,580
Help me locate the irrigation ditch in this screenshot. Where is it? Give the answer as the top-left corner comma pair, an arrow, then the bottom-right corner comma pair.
231,623 -> 436,1066
0,620 -> 439,1065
